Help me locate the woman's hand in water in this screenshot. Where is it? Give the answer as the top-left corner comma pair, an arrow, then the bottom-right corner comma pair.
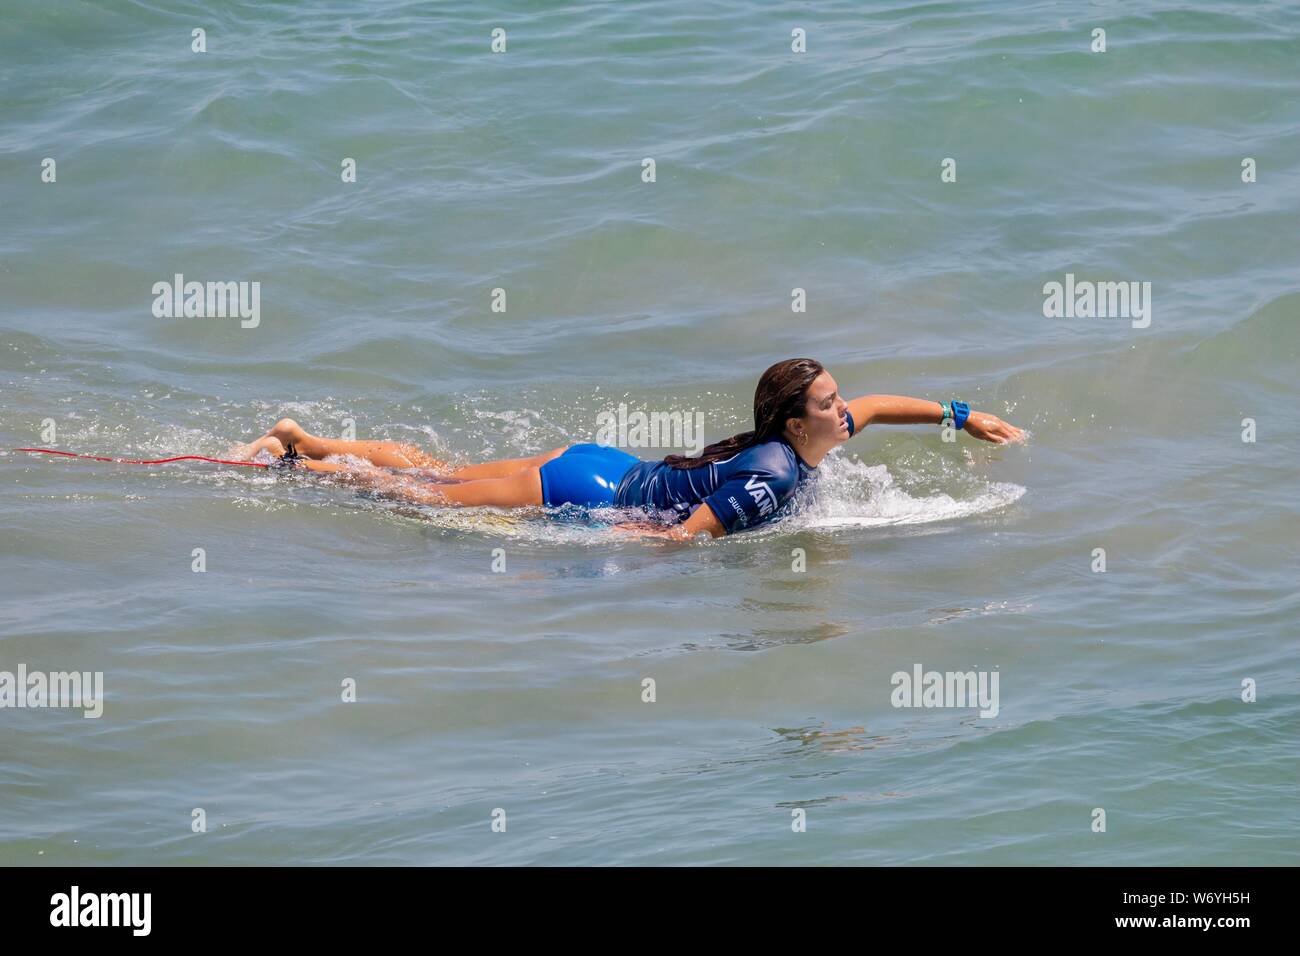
963,412 -> 1025,444
610,520 -> 694,541
612,504 -> 726,541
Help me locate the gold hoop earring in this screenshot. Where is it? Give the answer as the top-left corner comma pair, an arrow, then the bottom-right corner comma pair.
799,432 -> 808,446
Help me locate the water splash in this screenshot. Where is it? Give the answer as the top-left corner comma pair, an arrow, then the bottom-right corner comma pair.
772,453 -> 1026,533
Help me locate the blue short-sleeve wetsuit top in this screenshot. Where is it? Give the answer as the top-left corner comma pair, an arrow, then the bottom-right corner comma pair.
615,409 -> 855,533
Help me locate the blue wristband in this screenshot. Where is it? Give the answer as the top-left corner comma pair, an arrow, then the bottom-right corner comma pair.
938,401 -> 952,424
951,400 -> 970,430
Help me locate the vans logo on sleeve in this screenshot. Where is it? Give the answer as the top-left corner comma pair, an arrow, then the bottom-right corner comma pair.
744,475 -> 777,516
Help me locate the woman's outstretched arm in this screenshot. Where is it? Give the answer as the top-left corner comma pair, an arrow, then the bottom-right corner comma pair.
846,394 -> 1023,444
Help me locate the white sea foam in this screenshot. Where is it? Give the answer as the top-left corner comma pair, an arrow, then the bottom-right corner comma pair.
781,456 -> 1026,532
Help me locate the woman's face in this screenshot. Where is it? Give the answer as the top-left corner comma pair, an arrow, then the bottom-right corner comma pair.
790,371 -> 851,449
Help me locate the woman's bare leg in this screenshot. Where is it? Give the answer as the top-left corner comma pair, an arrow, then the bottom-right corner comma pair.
423,468 -> 543,506
296,458 -> 544,507
230,418 -> 445,469
232,434 -> 287,459
440,447 -> 567,480
232,418 -> 569,478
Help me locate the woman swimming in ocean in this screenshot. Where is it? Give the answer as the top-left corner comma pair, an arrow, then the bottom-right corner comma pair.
229,358 -> 1023,539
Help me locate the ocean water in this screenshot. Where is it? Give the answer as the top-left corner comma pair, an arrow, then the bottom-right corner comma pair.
1,0 -> 1298,865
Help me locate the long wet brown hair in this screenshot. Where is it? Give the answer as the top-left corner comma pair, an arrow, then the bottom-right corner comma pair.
664,358 -> 825,469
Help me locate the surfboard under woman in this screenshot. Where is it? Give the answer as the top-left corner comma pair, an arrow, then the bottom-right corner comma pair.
228,358 -> 1024,539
